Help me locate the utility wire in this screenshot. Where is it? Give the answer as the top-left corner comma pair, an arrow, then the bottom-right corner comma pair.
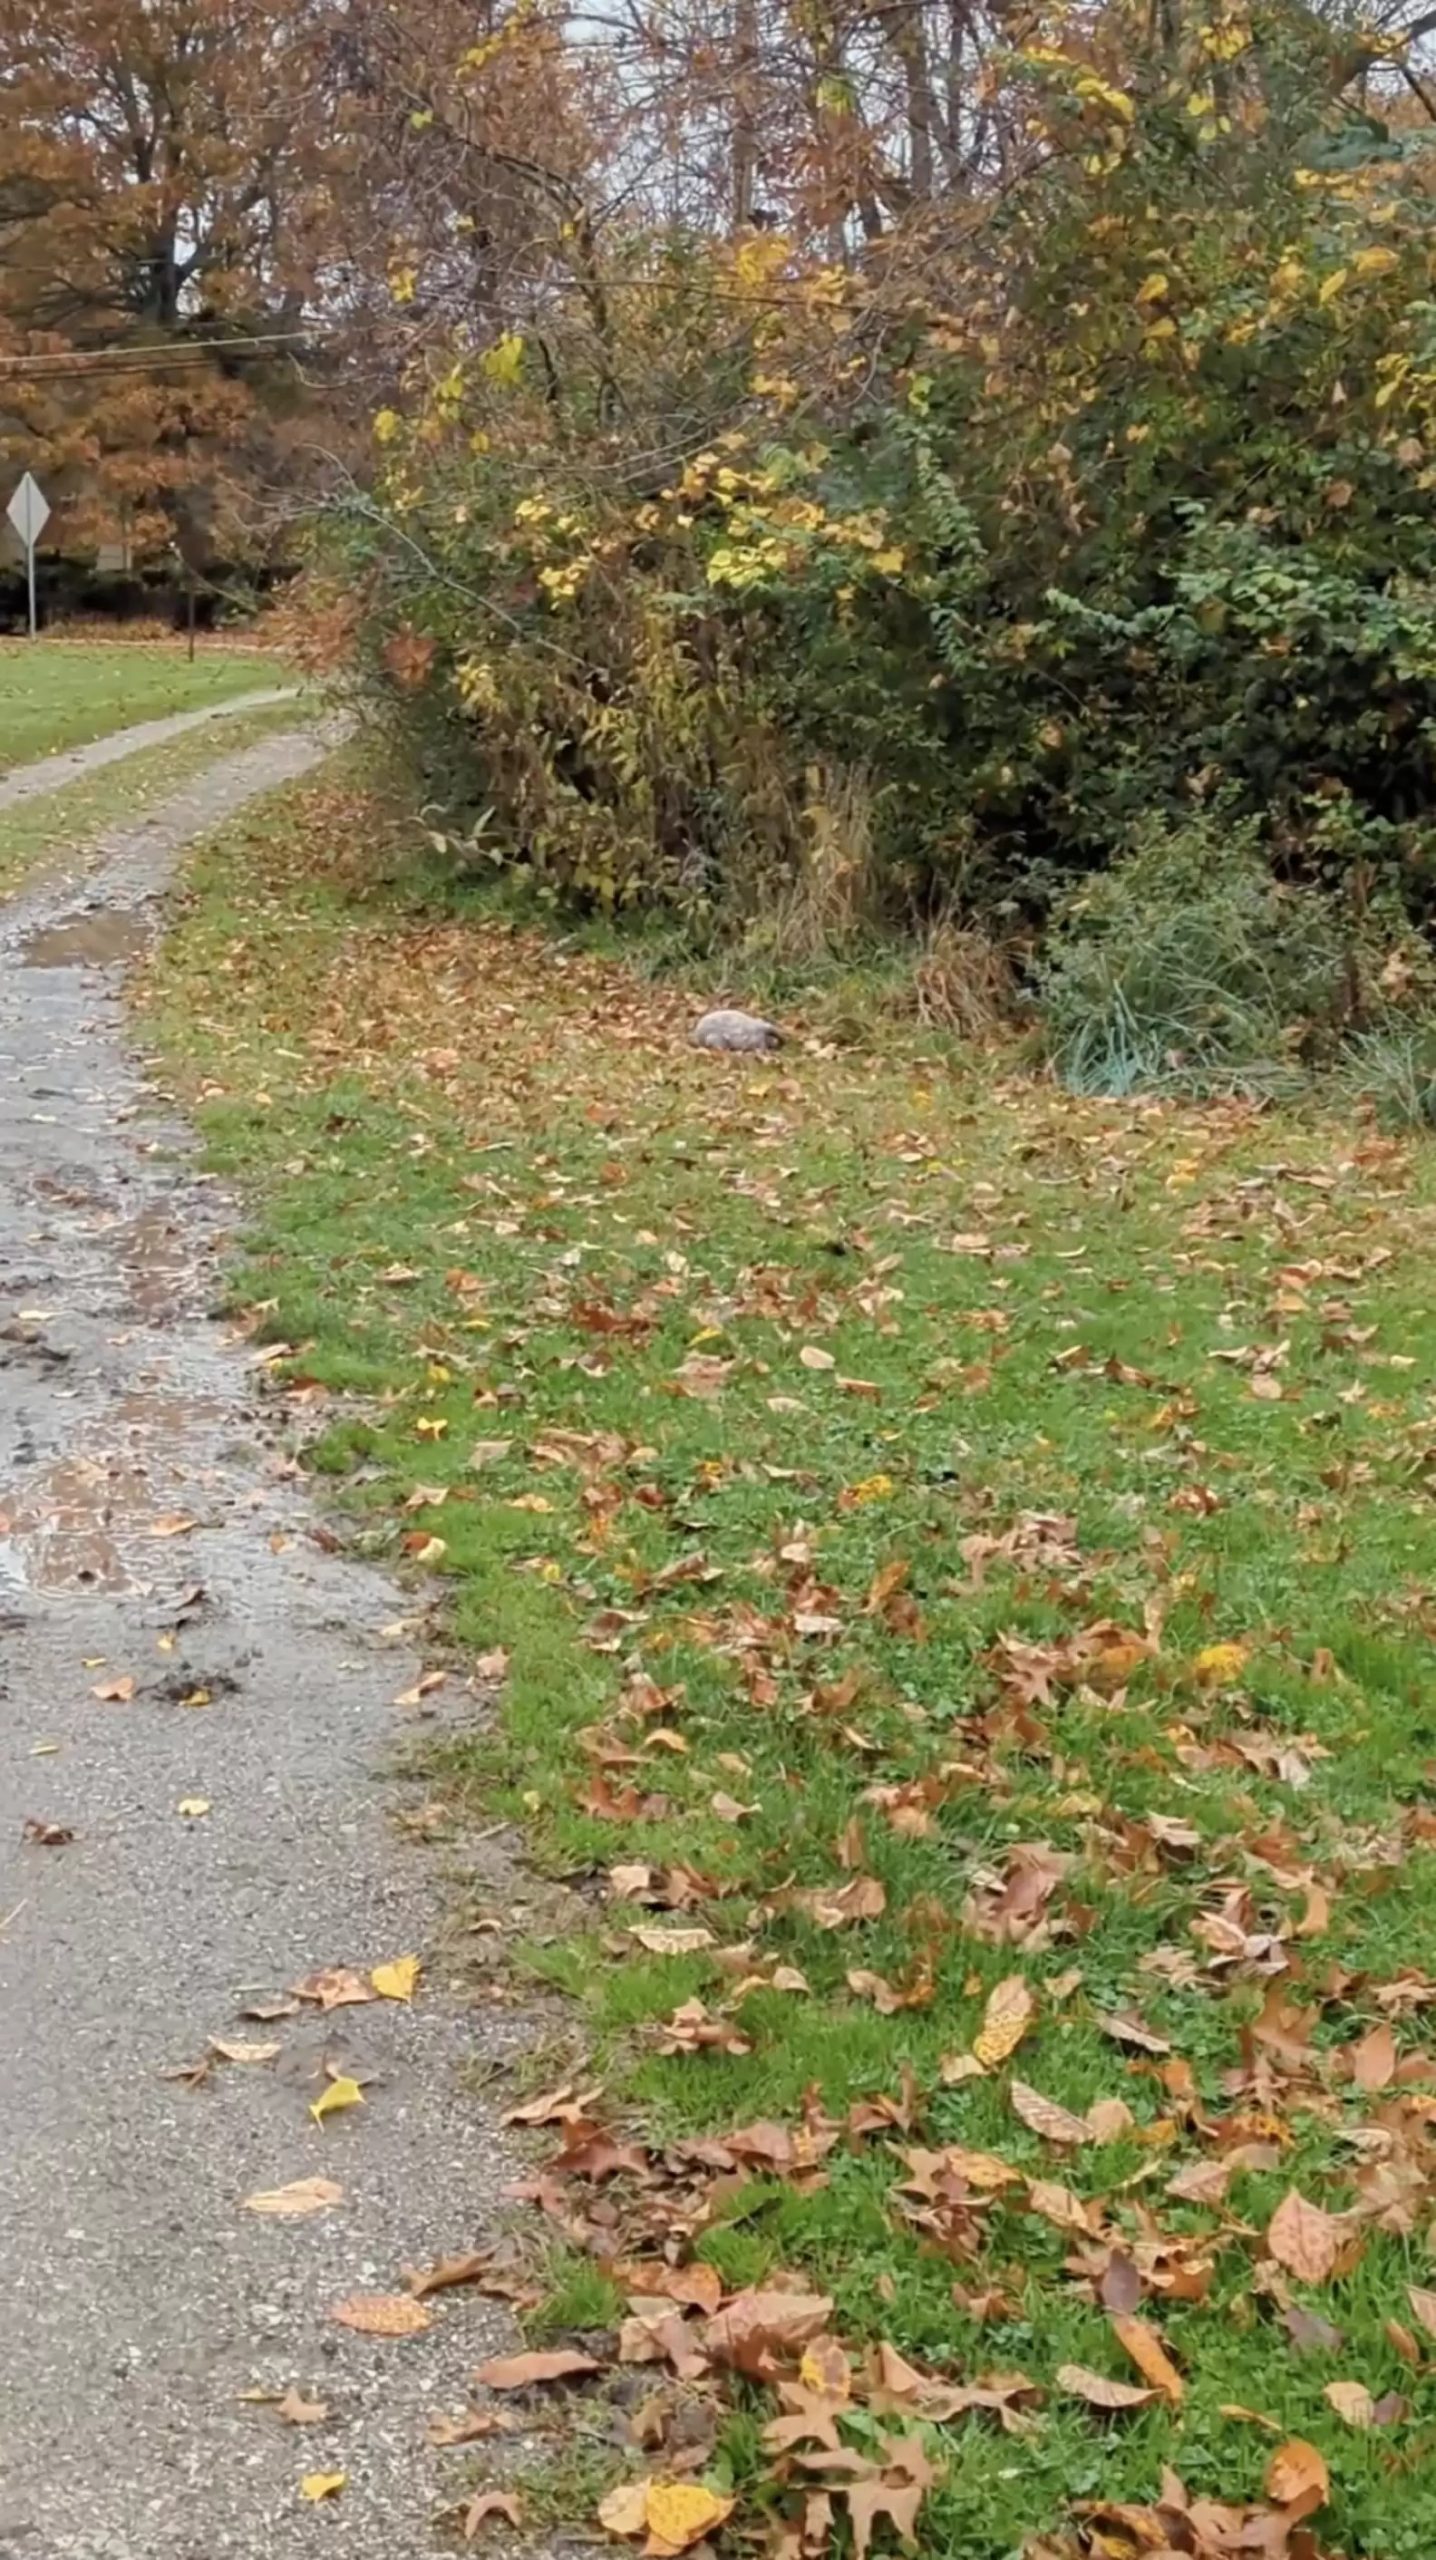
0,328 -> 322,379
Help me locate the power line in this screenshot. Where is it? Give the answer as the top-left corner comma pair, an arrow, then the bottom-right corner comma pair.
0,328 -> 322,379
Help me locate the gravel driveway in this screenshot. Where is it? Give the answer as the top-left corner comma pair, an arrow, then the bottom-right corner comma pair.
0,728 -> 544,2556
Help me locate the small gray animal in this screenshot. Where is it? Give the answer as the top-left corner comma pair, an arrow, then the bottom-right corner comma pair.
690,1008 -> 784,1053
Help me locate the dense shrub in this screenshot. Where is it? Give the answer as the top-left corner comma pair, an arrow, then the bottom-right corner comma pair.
329,5 -> 1436,1082
1038,813 -> 1353,1095
1343,1021 -> 1436,1127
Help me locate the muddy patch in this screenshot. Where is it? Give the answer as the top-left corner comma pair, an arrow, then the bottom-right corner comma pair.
20,905 -> 153,969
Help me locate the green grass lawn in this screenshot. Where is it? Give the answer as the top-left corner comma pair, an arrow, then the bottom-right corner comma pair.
0,636 -> 283,770
0,696 -> 312,897
146,763 -> 1436,2560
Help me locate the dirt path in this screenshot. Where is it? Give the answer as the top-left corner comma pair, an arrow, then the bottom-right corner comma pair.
0,730 -> 536,2556
0,685 -> 301,811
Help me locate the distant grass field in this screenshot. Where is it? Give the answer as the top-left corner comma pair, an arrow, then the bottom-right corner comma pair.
0,638 -> 282,770
0,696 -> 314,896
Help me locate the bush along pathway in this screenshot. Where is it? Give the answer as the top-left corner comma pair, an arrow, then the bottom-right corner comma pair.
145,767 -> 1436,2560
0,730 -> 564,2556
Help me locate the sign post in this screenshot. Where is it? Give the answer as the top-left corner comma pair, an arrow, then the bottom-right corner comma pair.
6,473 -> 51,637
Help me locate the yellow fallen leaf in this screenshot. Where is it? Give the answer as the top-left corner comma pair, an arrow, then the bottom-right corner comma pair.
643,2482 -> 735,2555
371,1955 -> 420,2002
599,2479 -> 735,2552
299,2471 -> 346,2503
1192,1641 -> 1248,1687
973,1974 -> 1035,2069
310,2075 -> 365,2125
177,1797 -> 212,1819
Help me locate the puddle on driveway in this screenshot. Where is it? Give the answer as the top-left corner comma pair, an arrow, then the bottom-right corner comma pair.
21,908 -> 152,969
0,1392 -> 224,1594
117,1208 -> 192,1321
0,1454 -> 144,1593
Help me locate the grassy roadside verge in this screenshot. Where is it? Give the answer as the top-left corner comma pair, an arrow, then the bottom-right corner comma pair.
0,639 -> 280,769
146,760 -> 1436,2560
0,697 -> 311,896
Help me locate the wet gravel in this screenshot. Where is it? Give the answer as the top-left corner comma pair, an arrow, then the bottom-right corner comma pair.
0,732 -> 549,2555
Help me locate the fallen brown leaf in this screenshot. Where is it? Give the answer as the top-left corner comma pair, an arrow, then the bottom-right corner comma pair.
1110,2315 -> 1183,2405
1265,2437 -> 1330,2516
1266,2188 -> 1345,2284
1097,2008 -> 1172,2056
22,1817 -> 74,1847
331,2292 -> 433,2338
1056,2362 -> 1159,2413
504,2080 -> 604,2127
408,2252 -> 503,2299
1324,2380 -> 1375,2428
474,2348 -> 599,2389
703,2287 -> 835,2379
1010,2079 -> 1091,2147
1351,2022 -> 1398,2091
1098,2255 -> 1143,2316
275,2386 -> 329,2425
1282,2303 -> 1344,2356
290,1965 -> 376,2010
464,2491 -> 523,2539
598,2483 -> 652,2538
241,2176 -> 343,2218
1408,2282 -> 1436,2341
428,2407 -> 514,2447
